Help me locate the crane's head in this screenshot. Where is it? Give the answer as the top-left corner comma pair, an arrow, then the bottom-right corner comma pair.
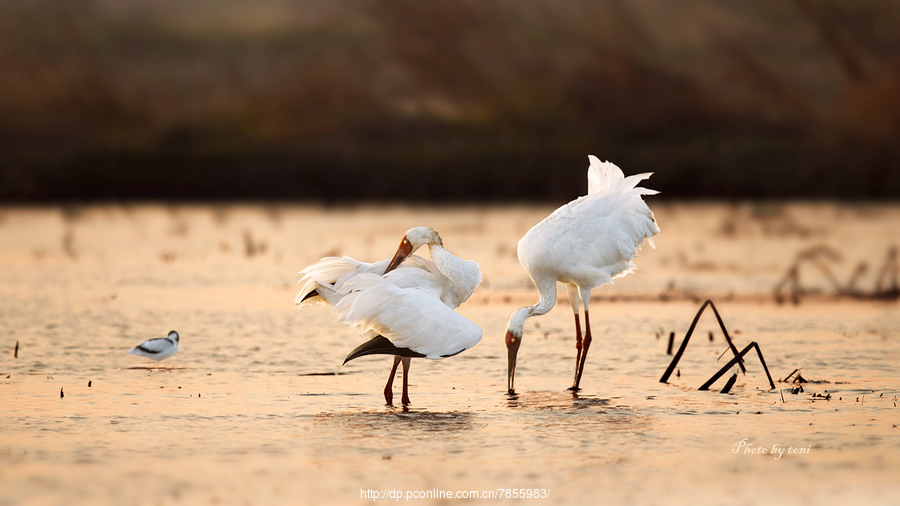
505,306 -> 531,394
167,331 -> 180,342
385,227 -> 442,273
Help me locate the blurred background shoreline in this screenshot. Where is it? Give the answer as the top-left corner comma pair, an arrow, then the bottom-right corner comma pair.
1,202 -> 897,303
2,0 -> 898,203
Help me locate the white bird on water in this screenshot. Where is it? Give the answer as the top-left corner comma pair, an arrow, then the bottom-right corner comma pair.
296,227 -> 482,405
126,331 -> 180,361
505,156 -> 660,394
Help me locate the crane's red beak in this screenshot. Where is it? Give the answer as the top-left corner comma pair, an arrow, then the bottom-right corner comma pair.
505,330 -> 521,395
385,236 -> 413,274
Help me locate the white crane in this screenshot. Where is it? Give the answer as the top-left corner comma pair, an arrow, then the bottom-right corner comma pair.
297,227 -> 482,404
505,156 -> 660,394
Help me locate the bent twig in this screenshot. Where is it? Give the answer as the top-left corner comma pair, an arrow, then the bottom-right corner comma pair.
698,341 -> 776,391
660,300 -> 746,383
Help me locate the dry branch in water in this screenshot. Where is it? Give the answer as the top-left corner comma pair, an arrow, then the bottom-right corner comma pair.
720,373 -> 738,394
698,342 -> 776,391
660,300 -> 776,392
660,300 -> 746,384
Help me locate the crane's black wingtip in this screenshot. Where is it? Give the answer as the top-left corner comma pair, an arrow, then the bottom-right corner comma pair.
343,335 -> 425,365
299,289 -> 320,303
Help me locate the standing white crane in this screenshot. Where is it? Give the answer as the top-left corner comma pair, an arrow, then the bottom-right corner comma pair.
296,227 -> 482,404
505,156 -> 660,394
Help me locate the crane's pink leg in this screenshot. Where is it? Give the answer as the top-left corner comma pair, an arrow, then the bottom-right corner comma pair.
400,357 -> 412,405
568,314 -> 583,390
384,355 -> 401,405
573,309 -> 593,390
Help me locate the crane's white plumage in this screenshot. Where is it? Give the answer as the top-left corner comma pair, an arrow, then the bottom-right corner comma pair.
296,226 -> 482,404
330,274 -> 481,359
126,331 -> 180,361
506,156 -> 659,393
296,229 -> 481,310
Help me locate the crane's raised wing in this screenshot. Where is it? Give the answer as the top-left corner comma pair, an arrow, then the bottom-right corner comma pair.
296,255 -> 435,306
331,274 -> 482,360
296,256 -> 382,305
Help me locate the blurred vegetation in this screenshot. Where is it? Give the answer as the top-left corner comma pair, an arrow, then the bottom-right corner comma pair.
0,0 -> 898,202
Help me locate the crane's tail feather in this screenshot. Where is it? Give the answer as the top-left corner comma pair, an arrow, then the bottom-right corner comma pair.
587,156 -> 625,195
587,156 -> 660,197
586,155 -> 660,250
623,172 -> 659,196
342,335 -> 426,365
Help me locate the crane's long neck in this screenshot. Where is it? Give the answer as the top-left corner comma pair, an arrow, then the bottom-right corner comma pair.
529,278 -> 558,319
508,279 -> 557,336
429,243 -> 482,304
429,243 -> 451,268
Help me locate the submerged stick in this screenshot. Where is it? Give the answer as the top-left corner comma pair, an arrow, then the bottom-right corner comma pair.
782,368 -> 800,383
698,341 -> 776,391
666,332 -> 674,355
14,341 -> 18,359
721,373 -> 738,394
660,300 -> 746,383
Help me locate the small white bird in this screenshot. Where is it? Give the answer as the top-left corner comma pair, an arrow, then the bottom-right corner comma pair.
297,227 -> 483,404
126,331 -> 180,361
505,156 -> 660,394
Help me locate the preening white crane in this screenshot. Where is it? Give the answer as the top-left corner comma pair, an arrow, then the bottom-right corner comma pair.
505,156 -> 660,394
297,227 -> 482,404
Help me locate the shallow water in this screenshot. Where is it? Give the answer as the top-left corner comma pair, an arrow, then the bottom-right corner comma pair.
1,204 -> 899,505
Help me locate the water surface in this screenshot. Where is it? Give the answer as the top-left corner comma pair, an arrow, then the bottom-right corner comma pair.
1,204 -> 898,505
